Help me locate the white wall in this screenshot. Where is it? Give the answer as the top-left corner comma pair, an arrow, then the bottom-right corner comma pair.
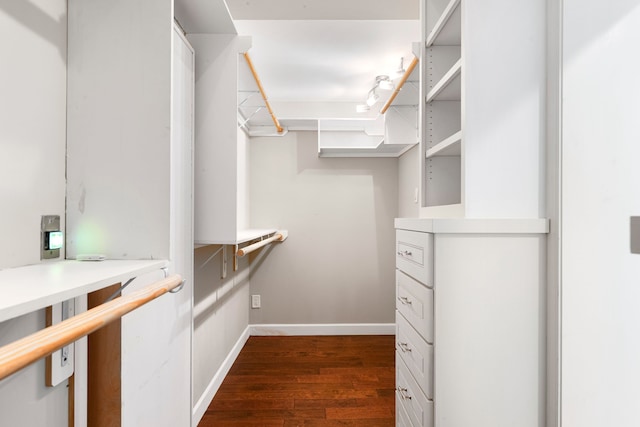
0,1 -> 68,425
0,0 -> 66,269
560,2 -> 640,426
248,132 -> 398,325
192,246 -> 249,422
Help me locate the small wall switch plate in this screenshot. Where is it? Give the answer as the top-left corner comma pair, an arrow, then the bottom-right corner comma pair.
45,299 -> 75,387
41,215 -> 61,260
631,217 -> 640,254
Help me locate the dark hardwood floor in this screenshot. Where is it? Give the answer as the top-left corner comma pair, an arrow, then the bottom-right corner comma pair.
198,335 -> 395,426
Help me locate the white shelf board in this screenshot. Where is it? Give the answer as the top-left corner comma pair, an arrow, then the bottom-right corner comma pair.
0,259 -> 168,323
236,229 -> 279,244
319,143 -> 414,158
427,59 -> 462,102
426,0 -> 461,47
395,217 -> 550,234
420,203 -> 465,219
195,228 -> 279,245
426,130 -> 462,158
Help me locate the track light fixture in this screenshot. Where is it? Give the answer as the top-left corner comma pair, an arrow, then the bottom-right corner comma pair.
376,75 -> 394,91
366,87 -> 379,106
357,74 -> 394,112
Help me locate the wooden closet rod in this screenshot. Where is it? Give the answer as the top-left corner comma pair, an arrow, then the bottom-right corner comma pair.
0,274 -> 183,381
380,56 -> 420,114
243,52 -> 284,133
237,233 -> 284,257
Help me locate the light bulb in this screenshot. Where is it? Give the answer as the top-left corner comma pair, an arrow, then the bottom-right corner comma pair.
366,89 -> 379,106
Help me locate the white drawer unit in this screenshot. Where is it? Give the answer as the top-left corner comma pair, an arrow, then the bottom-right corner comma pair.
395,217 -> 548,427
396,392 -> 415,427
397,356 -> 434,427
396,229 -> 433,285
396,270 -> 434,344
396,311 -> 434,399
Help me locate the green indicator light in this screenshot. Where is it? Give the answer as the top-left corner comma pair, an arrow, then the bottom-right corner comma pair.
46,231 -> 64,250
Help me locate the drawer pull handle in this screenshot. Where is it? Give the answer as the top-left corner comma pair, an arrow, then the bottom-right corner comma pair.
398,342 -> 412,353
398,296 -> 412,305
397,250 -> 413,257
397,386 -> 412,400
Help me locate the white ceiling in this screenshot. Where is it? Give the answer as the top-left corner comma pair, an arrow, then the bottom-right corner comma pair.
234,20 -> 420,104
177,0 -> 420,127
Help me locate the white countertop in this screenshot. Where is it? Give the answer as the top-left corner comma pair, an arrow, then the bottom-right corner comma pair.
395,218 -> 549,234
0,259 -> 168,323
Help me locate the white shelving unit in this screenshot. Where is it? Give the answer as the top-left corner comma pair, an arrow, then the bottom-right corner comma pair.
419,0 -> 545,219
317,117 -> 415,158
398,1 -> 547,426
0,260 -> 167,323
422,0 -> 462,215
191,35 -> 279,245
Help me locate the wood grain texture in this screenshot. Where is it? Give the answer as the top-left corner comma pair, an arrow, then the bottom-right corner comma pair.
88,284 -> 122,427
199,335 -> 395,426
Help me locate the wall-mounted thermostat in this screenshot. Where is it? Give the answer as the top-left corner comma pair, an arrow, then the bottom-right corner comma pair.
41,215 -> 62,259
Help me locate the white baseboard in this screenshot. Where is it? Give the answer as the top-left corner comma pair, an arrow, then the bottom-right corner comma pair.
191,325 -> 250,426
250,323 -> 396,336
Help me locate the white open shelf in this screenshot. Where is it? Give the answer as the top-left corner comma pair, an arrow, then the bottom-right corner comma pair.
426,130 -> 462,158
426,0 -> 461,47
420,203 -> 464,219
427,59 -> 461,102
0,259 -> 168,323
195,228 -> 279,246
319,142 -> 414,158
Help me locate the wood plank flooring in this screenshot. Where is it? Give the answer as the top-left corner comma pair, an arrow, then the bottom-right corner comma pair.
198,335 -> 395,427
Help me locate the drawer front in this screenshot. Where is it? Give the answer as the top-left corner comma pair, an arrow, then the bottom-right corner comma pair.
396,392 -> 415,427
396,312 -> 434,399
397,357 -> 433,427
396,230 -> 433,285
396,270 -> 434,343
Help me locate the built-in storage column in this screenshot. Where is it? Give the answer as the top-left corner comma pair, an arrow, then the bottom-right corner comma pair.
395,218 -> 548,427
395,229 -> 434,427
419,0 -> 545,218
66,1 -> 193,424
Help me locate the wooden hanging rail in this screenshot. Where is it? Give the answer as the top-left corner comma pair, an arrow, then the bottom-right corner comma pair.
243,52 -> 284,133
0,274 -> 183,381
380,55 -> 420,114
236,231 -> 287,257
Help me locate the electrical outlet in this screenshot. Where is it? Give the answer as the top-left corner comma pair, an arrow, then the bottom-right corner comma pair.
251,294 -> 261,309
